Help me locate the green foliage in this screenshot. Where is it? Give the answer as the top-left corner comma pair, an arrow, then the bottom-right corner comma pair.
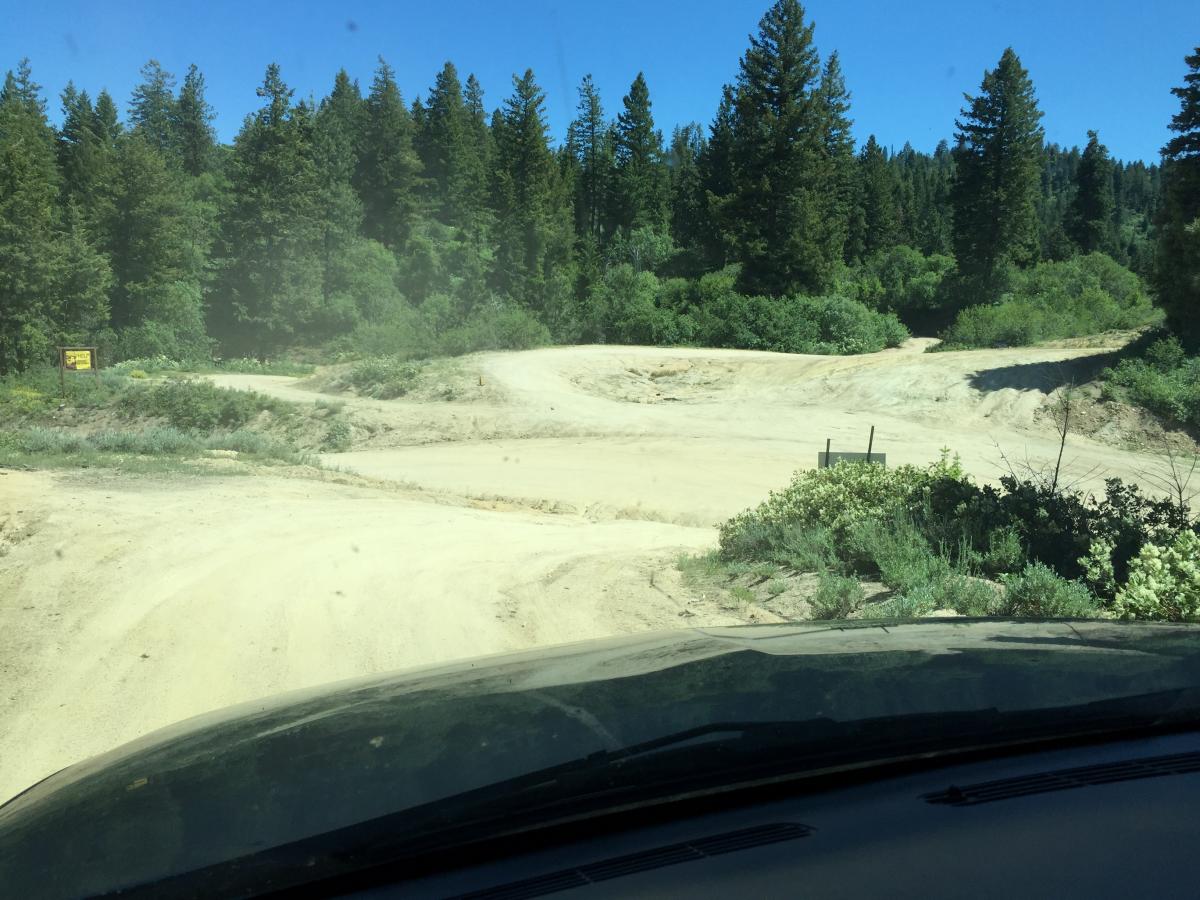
343,357 -> 423,399
322,418 -> 353,451
838,245 -> 956,319
719,454 -> 964,553
719,0 -> 852,296
997,563 -> 1101,618
1067,131 -> 1116,254
846,516 -> 950,593
1113,531 -> 1200,621
810,573 -> 865,620
951,48 -> 1045,292
1155,47 -> 1200,347
1104,337 -> 1200,427
610,73 -> 668,233
0,36 -> 1179,375
939,253 -> 1157,348
119,378 -> 288,431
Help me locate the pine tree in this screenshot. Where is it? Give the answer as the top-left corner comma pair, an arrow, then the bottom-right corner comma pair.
1155,46 -> 1200,346
0,66 -> 62,372
699,84 -> 738,269
128,60 -> 177,155
173,64 -> 216,175
461,73 -> 491,229
728,0 -> 849,295
1066,131 -> 1116,254
490,69 -> 573,314
951,47 -> 1045,293
0,63 -> 108,372
57,83 -> 112,215
316,69 -> 363,183
104,132 -> 192,328
667,122 -> 706,270
566,74 -> 611,243
850,134 -> 897,259
213,64 -> 325,354
94,90 -> 121,142
818,51 -> 855,262
611,72 -> 667,234
421,61 -> 486,228
354,57 -> 421,248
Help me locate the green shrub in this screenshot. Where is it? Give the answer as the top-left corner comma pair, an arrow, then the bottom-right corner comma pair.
344,357 -> 423,399
13,427 -> 88,454
322,419 -> 353,452
847,517 -> 951,593
119,379 -> 286,431
1113,531 -> 1200,621
215,358 -> 315,376
982,525 -> 1026,576
1103,337 -> 1200,427
719,453 -> 965,555
90,427 -> 201,455
838,246 -> 956,318
996,563 -> 1100,617
938,253 -> 1157,349
108,355 -> 184,375
775,525 -> 841,572
810,574 -> 866,620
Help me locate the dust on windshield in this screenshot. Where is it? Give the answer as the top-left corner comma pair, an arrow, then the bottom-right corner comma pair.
1,1 -> 1198,802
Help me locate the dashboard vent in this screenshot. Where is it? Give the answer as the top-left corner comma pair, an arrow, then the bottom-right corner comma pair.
454,823 -> 811,900
924,750 -> 1200,807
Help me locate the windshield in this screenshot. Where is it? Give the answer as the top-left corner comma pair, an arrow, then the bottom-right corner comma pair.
5,621 -> 1200,896
2,0 -> 1200,868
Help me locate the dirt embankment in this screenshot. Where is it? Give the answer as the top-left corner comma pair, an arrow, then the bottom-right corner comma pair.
1,338 -> 1185,801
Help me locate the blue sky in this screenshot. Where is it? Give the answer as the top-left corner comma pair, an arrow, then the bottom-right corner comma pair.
4,0 -> 1197,162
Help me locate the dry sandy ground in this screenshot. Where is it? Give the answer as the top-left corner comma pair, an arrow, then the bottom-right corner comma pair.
0,338 -> 1172,800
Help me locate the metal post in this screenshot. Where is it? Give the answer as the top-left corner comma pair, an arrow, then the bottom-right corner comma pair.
824,437 -> 831,468
866,426 -> 875,463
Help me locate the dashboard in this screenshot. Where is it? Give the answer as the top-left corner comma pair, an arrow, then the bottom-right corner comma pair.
362,731 -> 1200,898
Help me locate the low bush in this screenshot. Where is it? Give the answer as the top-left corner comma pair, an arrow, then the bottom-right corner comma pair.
90,427 -> 202,455
810,574 -> 865,620
322,419 -> 353,451
119,379 -> 288,431
846,516 -> 950,592
719,453 -> 965,554
901,573 -> 998,617
1103,336 -> 1200,428
938,253 -> 1158,349
996,563 -> 1101,618
213,358 -> 315,376
343,357 -> 423,399
1113,531 -> 1200,621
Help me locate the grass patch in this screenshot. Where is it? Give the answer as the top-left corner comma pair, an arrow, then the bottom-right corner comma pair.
0,425 -> 315,468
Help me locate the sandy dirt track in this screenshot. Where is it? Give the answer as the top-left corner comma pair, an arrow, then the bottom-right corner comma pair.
0,339 -> 1168,800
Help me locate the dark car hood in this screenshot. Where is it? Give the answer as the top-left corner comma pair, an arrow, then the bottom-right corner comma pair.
5,620 -> 1200,897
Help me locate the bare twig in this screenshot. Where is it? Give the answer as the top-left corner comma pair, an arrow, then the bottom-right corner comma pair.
1138,438 -> 1200,521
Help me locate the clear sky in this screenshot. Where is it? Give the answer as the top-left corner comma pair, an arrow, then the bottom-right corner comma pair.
4,0 -> 1197,163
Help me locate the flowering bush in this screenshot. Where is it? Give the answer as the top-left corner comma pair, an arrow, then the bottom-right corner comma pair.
718,452 -> 965,556
1113,531 -> 1200,621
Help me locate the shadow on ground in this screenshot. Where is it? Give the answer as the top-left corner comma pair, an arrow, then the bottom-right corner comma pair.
967,351 -> 1120,394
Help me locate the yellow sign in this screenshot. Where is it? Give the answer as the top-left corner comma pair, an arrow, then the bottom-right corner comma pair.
64,349 -> 93,371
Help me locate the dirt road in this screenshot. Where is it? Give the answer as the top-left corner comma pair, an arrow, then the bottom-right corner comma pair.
0,339 -> 1166,800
